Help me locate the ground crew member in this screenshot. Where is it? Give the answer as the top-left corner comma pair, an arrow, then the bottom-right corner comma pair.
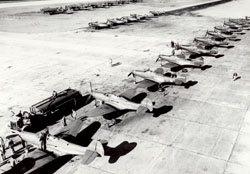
22,147 -> 29,160
9,157 -> 16,167
8,139 -> 15,155
0,147 -> 6,161
0,137 -> 6,161
71,109 -> 77,119
52,90 -> 57,98
39,128 -> 49,151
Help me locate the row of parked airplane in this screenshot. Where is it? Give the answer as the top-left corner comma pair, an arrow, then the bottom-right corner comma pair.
41,0 -> 142,15
2,16 -> 250,173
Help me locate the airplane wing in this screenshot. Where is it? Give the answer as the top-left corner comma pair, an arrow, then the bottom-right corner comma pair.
53,117 -> 86,138
85,104 -> 118,117
161,62 -> 179,69
136,79 -> 157,89
119,88 -> 137,100
119,88 -> 147,104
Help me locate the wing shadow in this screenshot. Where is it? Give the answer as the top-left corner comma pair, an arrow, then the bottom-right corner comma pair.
29,155 -> 74,174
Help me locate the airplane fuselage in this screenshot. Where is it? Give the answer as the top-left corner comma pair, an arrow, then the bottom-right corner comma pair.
14,131 -> 87,156
207,31 -> 237,39
195,37 -> 229,46
159,54 -> 203,66
91,92 -> 141,111
132,70 -> 175,84
180,45 -> 218,55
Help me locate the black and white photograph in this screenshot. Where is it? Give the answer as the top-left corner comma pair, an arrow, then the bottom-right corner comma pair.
0,0 -> 250,173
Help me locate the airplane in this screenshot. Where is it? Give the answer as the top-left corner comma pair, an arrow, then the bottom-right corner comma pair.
41,7 -> 70,15
85,86 -> 154,126
171,41 -> 222,58
156,53 -> 209,71
224,21 -> 250,30
206,30 -> 240,41
88,21 -> 112,30
11,117 -> 105,165
119,16 -> 140,23
149,10 -> 167,16
130,14 -> 152,20
128,68 -> 190,91
107,18 -> 127,26
194,37 -> 234,49
214,26 -> 245,35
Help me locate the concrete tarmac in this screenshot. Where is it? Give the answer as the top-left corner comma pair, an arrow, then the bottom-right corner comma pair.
0,0 -> 250,173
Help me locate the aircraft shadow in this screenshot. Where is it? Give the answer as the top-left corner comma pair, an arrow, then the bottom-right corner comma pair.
184,81 -> 198,88
103,141 -> 137,164
152,105 -> 173,117
3,158 -> 35,174
170,65 -> 212,72
63,121 -> 101,147
29,155 -> 74,174
103,110 -> 130,121
189,53 -> 224,59
24,94 -> 94,133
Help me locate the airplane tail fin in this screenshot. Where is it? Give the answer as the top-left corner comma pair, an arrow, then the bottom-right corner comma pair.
137,98 -> 154,114
128,71 -> 135,77
81,140 -> 105,165
193,57 -> 204,66
174,74 -> 187,85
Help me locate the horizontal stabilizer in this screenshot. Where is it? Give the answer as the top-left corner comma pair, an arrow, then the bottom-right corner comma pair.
81,150 -> 99,165
136,105 -> 148,115
87,140 -> 104,157
162,62 -> 179,69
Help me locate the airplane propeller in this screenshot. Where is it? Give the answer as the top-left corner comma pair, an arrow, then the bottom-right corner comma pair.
128,72 -> 135,77
155,55 -> 162,62
205,30 -> 208,37
89,82 -> 99,107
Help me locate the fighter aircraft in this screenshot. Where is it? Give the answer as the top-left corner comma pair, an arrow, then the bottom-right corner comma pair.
171,41 -> 222,58
128,68 -> 190,91
156,53 -> 208,71
229,19 -> 250,26
41,7 -> 71,15
107,18 -> 127,26
11,117 -> 105,165
119,16 -> 140,23
130,14 -> 152,20
194,37 -> 234,49
214,26 -> 245,35
224,21 -> 250,30
149,10 -> 166,16
88,21 -> 112,30
205,30 -> 240,41
85,86 -> 154,126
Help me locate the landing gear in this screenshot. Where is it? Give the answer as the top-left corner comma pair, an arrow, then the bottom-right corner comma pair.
182,68 -> 188,73
158,84 -> 164,92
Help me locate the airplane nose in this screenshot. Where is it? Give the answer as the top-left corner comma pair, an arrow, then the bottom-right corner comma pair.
91,92 -> 102,99
91,92 -> 108,101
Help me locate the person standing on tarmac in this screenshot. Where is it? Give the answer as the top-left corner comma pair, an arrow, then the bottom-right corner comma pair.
0,139 -> 6,161
39,128 -> 49,151
7,138 -> 15,155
